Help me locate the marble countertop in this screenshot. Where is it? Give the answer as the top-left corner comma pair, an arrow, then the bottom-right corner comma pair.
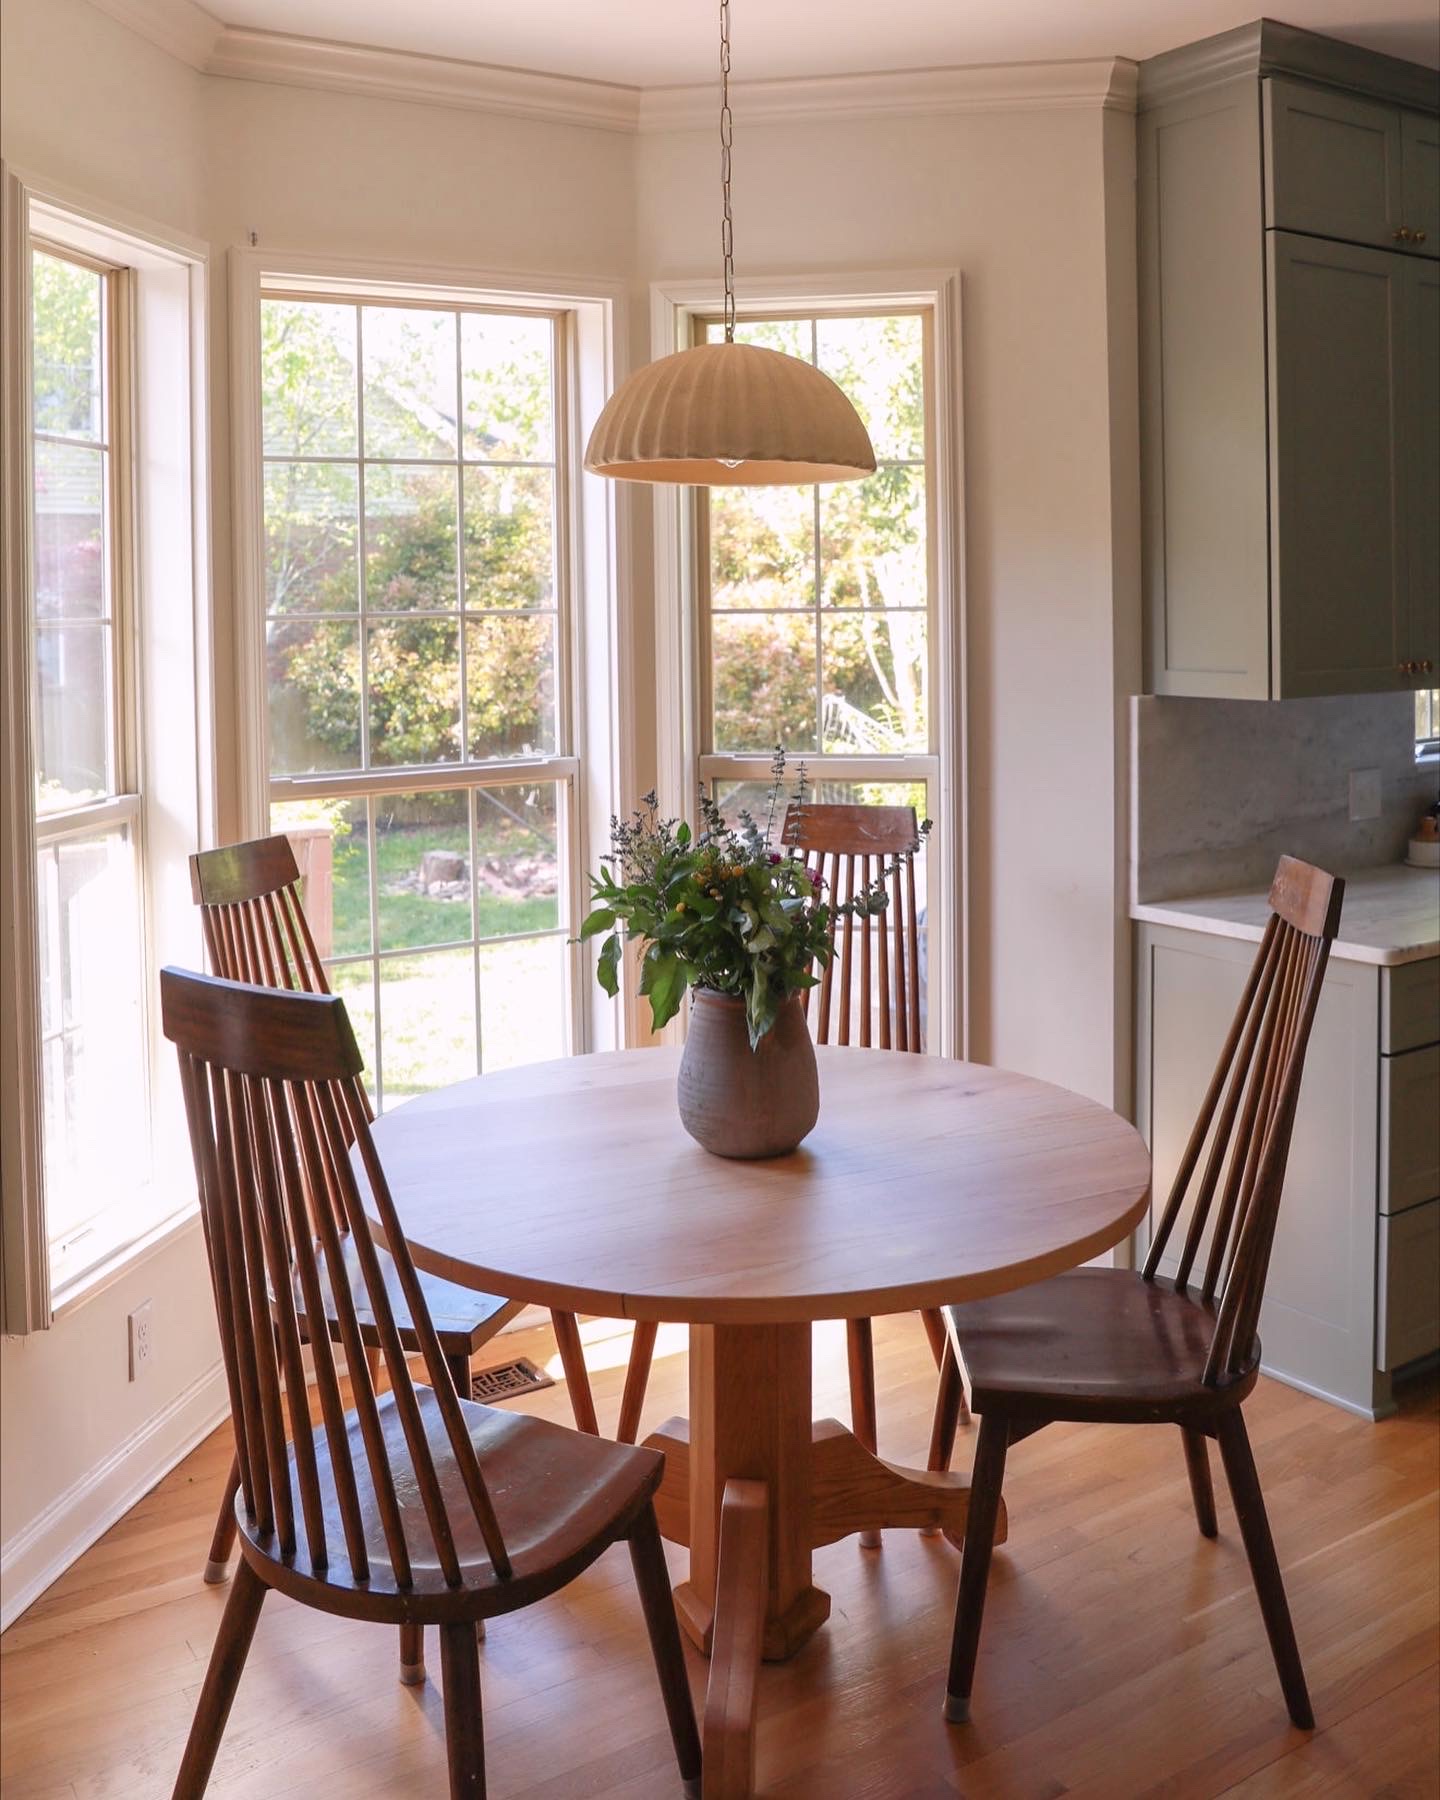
1132,862 -> 1439,966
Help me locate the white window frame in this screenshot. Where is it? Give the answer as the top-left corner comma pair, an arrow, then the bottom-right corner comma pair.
650,270 -> 969,1059
0,164 -> 213,1329
229,250 -> 636,1062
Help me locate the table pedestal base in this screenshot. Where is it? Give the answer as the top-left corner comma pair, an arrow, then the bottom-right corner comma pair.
641,1321 -> 1007,1662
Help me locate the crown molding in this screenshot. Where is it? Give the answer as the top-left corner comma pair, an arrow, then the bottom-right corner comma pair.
86,0 -> 222,70
640,57 -> 1137,130
1137,17 -> 1439,110
206,29 -> 643,131
83,2 -> 1138,133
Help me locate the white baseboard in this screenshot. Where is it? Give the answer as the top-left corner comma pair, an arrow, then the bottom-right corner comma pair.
501,1303 -> 552,1334
0,1359 -> 229,1630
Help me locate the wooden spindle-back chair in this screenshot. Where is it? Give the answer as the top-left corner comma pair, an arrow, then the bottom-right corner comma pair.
936,856 -> 1343,1731
191,837 -> 611,1590
161,967 -> 700,1800
779,802 -> 962,1533
782,801 -> 925,1051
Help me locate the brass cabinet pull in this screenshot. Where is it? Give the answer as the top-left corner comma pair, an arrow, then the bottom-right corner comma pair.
1394,226 -> 1414,243
1416,231 -> 1428,244
1422,660 -> 1434,674
1400,660 -> 1417,674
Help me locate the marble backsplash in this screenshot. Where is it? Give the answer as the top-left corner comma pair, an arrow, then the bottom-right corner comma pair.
1131,693 -> 1439,903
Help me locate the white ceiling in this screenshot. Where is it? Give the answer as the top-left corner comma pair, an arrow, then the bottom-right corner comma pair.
211,1 -> 1440,86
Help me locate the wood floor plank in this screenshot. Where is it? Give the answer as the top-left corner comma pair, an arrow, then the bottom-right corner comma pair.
1,1318 -> 1434,1798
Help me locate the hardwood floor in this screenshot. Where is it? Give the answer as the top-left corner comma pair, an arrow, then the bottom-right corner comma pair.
2,1313 -> 1436,1798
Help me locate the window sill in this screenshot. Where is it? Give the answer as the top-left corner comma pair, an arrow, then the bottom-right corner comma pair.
49,1200 -> 202,1322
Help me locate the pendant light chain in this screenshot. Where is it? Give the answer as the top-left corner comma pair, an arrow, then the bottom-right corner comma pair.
582,0 -> 875,483
719,0 -> 736,342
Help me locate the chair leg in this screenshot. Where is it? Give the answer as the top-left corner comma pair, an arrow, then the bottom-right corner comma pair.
171,1559 -> 267,1798
1181,1426 -> 1218,1538
550,1310 -> 600,1435
846,1317 -> 882,1548
628,1503 -> 702,1798
928,1342 -> 965,1474
203,1456 -> 242,1584
399,1622 -> 425,1686
944,1410 -> 1011,1724
439,1619 -> 487,1799
617,1319 -> 658,1445
921,1307 -> 970,1427
1214,1410 -> 1314,1730
446,1351 -> 473,1400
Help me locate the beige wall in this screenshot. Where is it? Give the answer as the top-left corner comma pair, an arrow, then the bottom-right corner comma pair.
1,0 -> 208,238
1,0 -> 1140,1614
637,107 -> 1139,1099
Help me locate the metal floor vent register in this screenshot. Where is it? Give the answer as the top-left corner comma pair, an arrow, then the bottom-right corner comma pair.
470,1357 -> 555,1403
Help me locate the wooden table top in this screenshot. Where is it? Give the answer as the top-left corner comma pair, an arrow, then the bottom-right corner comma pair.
360,1047 -> 1151,1326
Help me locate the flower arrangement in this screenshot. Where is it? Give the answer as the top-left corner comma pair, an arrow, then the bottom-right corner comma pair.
580,750 -> 927,1048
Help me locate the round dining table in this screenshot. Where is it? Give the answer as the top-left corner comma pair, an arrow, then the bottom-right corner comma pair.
362,1044 -> 1150,1789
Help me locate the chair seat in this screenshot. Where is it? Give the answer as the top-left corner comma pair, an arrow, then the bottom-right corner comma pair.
945,1268 -> 1257,1423
240,1386 -> 662,1610
290,1235 -> 524,1360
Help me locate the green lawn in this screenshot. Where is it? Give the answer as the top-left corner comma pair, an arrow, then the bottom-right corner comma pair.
274,802 -> 568,1107
330,816 -> 558,956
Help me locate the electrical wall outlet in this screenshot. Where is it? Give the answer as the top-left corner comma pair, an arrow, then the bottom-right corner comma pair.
1349,768 -> 1382,822
128,1301 -> 154,1381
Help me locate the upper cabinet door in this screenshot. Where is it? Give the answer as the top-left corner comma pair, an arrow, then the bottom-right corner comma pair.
1404,258 -> 1440,676
1266,78 -> 1406,249
1268,233 -> 1407,696
1402,111 -> 1440,254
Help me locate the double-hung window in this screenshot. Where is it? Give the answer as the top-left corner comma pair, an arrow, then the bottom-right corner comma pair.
260,292 -> 579,1108
692,305 -> 954,1048
29,244 -> 150,1289
3,186 -> 208,1324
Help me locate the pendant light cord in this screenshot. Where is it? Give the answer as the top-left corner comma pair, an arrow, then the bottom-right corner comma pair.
719,0 -> 735,343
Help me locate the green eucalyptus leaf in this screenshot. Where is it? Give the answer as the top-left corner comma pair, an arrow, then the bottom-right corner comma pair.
596,932 -> 622,997
640,947 -> 689,1030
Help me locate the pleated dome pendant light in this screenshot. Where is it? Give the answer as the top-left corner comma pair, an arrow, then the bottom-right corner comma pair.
584,0 -> 876,487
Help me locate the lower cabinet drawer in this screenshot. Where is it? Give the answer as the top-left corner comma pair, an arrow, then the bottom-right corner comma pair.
1381,1044 -> 1440,1214
1381,960 -> 1440,1055
1378,1199 -> 1440,1371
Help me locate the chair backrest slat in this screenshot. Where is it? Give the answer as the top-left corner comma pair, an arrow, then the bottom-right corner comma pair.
179,1051 -> 268,1531
1142,856 -> 1343,1384
859,855 -> 873,1045
295,1076 -> 410,1581
781,804 -> 925,1053
270,1075 -> 371,1580
228,1065 -> 297,1553
889,859 -> 907,1052
163,968 -> 512,1586
905,857 -> 922,1050
837,855 -> 855,1047
247,1072 -> 328,1567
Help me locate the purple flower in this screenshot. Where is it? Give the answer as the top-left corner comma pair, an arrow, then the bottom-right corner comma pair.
767,852 -> 782,865
809,869 -> 824,889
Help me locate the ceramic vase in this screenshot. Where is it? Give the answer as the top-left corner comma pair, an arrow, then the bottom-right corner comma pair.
676,988 -> 820,1159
